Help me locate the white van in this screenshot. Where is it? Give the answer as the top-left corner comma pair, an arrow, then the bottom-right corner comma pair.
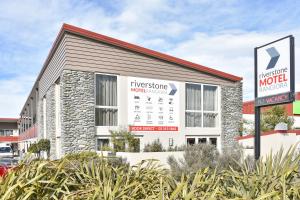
0,143 -> 13,157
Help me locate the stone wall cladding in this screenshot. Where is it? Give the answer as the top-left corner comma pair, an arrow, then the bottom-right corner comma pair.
221,82 -> 243,150
37,96 -> 44,140
61,69 -> 96,155
46,85 -> 56,159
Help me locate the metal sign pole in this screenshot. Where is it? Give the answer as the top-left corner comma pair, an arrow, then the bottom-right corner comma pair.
254,107 -> 260,159
254,47 -> 260,160
290,36 -> 295,95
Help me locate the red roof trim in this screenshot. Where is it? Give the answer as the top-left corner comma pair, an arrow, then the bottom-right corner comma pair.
62,24 -> 242,82
236,130 -> 300,140
0,118 -> 19,122
0,136 -> 19,142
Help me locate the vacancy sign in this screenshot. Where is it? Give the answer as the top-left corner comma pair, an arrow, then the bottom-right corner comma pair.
128,76 -> 179,131
255,36 -> 295,107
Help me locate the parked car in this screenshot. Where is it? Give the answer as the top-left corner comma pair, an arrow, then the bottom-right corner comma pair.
0,157 -> 18,177
0,146 -> 13,158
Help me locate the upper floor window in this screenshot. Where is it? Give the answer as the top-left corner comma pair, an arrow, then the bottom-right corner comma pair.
186,83 -> 219,128
0,130 -> 13,136
95,74 -> 118,126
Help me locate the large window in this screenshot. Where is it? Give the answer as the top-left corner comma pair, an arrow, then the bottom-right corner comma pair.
186,83 -> 202,127
203,85 -> 218,127
95,74 -> 118,126
186,83 -> 218,128
96,139 -> 110,151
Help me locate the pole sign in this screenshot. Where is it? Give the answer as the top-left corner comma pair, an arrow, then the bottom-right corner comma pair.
254,35 -> 295,160
255,36 -> 295,107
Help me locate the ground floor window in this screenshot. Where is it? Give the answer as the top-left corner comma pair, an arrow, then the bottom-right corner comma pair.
96,137 -> 140,152
186,137 -> 218,147
96,139 -> 110,151
187,138 -> 196,145
209,138 -> 217,147
198,138 -> 207,144
95,74 -> 118,126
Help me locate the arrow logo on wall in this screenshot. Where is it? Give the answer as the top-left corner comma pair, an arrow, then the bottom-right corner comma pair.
266,47 -> 280,70
169,83 -> 177,95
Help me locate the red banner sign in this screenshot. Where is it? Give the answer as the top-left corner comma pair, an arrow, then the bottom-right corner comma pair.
129,126 -> 178,131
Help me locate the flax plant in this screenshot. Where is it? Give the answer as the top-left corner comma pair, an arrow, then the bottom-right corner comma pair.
0,147 -> 300,199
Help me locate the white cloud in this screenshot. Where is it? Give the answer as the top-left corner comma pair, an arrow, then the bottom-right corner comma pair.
0,75 -> 36,117
0,0 -> 299,117
168,30 -> 300,101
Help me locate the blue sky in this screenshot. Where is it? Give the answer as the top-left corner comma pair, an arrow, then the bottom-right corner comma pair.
0,0 -> 300,117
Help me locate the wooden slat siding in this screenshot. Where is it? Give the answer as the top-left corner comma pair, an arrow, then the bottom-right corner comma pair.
39,35 -> 67,98
64,54 -> 224,80
64,34 -> 236,86
66,60 -> 229,85
0,122 -> 18,129
66,34 -> 175,62
65,48 -> 234,82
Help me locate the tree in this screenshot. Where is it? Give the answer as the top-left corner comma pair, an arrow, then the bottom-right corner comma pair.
28,139 -> 50,159
110,129 -> 140,152
261,105 -> 294,132
240,118 -> 254,136
143,139 -> 164,152
38,139 -> 50,159
28,143 -> 39,157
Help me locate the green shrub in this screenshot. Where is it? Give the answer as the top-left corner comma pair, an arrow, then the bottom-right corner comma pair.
167,145 -> 185,152
143,139 -> 165,152
38,139 -> 50,156
64,151 -> 128,168
99,145 -> 113,151
1,146 -> 300,199
168,143 -> 245,179
28,143 -> 39,154
28,139 -> 51,159
64,151 -> 98,161
168,143 -> 219,178
110,129 -> 140,152
216,144 -> 244,171
261,105 -> 294,131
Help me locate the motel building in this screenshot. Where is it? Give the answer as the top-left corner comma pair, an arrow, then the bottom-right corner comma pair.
0,118 -> 19,154
239,92 -> 300,157
18,24 -> 242,159
243,91 -> 300,129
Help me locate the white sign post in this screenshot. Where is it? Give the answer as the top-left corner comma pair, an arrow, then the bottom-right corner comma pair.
128,77 -> 179,132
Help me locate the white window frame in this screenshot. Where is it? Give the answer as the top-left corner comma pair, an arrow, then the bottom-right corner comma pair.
186,136 -> 220,150
185,82 -> 220,128
202,83 -> 220,128
95,73 -> 119,127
